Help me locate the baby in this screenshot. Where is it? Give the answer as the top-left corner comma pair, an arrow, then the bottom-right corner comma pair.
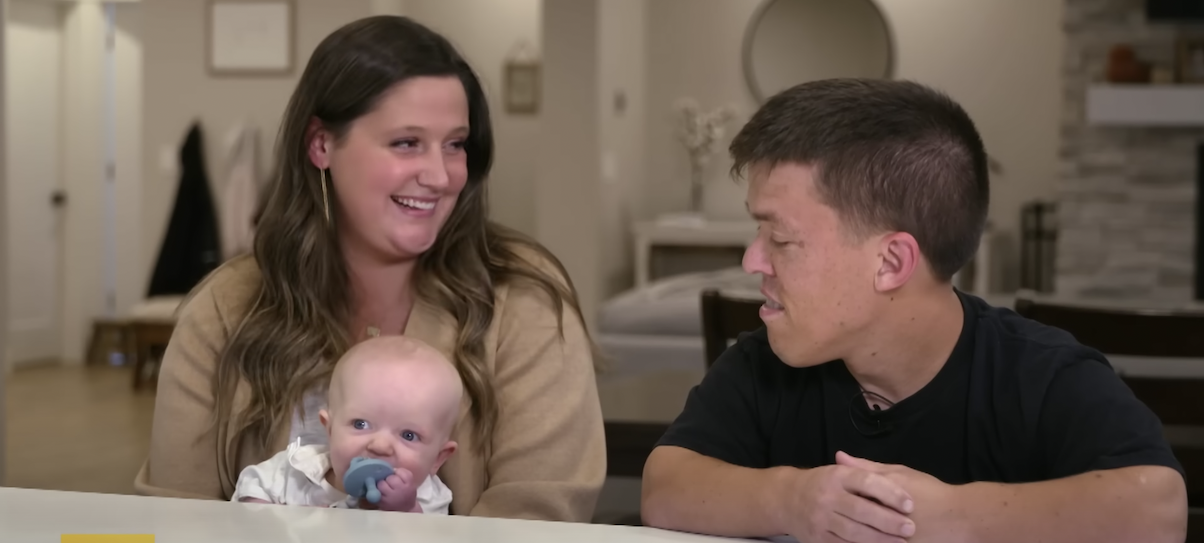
231,336 -> 463,513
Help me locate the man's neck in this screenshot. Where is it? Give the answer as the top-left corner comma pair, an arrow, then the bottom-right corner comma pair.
843,287 -> 965,404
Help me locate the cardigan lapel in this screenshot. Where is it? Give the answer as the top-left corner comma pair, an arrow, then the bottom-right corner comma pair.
404,296 -> 471,425
404,297 -> 458,360
403,295 -> 484,515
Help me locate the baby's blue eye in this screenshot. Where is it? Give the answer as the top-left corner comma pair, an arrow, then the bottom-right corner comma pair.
353,419 -> 369,430
402,431 -> 417,442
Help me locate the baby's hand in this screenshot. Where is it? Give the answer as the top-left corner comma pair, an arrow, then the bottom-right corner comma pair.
374,468 -> 422,513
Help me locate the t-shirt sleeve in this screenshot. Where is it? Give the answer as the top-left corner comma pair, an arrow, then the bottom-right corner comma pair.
1037,354 -> 1184,479
655,333 -> 770,469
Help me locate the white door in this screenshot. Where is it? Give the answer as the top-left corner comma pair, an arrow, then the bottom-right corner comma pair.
4,0 -> 63,366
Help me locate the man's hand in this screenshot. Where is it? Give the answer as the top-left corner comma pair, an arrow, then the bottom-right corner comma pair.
775,455 -> 917,543
834,452 -> 966,541
357,468 -> 423,513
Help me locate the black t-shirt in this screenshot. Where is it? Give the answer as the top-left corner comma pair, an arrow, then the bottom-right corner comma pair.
658,291 -> 1183,484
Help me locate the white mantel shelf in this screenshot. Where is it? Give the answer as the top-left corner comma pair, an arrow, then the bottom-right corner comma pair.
1086,84 -> 1204,127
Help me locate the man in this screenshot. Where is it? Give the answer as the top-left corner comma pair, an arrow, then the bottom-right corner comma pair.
640,79 -> 1186,543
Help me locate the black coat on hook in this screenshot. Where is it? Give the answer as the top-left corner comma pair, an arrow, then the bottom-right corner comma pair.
147,121 -> 221,298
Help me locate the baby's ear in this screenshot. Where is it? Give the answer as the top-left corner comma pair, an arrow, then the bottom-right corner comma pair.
318,409 -> 331,431
431,441 -> 458,474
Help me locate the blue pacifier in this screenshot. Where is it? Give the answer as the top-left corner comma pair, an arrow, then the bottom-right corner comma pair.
343,457 -> 394,504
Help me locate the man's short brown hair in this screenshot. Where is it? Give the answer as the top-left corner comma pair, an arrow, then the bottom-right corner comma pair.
730,78 -> 990,281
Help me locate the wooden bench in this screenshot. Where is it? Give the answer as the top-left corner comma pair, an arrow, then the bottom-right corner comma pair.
125,296 -> 184,390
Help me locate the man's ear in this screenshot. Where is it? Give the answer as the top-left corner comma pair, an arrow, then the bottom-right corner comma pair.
874,232 -> 920,293
306,117 -> 333,170
431,441 -> 458,474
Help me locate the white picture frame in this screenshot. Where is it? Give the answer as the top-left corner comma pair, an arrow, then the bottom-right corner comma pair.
207,0 -> 295,76
504,61 -> 540,114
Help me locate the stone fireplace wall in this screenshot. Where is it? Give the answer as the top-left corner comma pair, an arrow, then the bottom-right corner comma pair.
1059,0 -> 1204,300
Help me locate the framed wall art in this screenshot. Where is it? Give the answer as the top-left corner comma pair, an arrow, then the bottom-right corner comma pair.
206,0 -> 295,76
504,60 -> 540,114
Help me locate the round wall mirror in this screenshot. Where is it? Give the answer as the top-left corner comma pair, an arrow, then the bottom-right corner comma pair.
742,0 -> 894,103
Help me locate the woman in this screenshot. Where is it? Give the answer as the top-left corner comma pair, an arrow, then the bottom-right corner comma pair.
134,15 -> 607,522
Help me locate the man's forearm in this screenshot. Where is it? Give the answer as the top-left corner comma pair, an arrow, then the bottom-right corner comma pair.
641,446 -> 790,538
953,466 -> 1186,543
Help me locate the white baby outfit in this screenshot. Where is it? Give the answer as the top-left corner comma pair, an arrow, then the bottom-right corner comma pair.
231,438 -> 453,513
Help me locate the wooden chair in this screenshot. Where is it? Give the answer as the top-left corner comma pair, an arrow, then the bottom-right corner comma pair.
1014,297 -> 1204,540
699,288 -> 765,367
603,421 -> 674,479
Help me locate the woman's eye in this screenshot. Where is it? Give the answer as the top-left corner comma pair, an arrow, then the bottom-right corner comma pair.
352,419 -> 369,430
391,138 -> 419,149
401,431 -> 417,442
445,140 -> 466,152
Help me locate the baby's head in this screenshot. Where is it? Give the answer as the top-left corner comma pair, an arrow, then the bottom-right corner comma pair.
318,336 -> 462,493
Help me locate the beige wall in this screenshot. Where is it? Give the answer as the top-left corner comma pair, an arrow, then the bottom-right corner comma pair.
138,0 -> 1059,326
534,0 -> 650,325
140,0 -> 371,284
537,0 -> 602,327
369,0 -> 407,14
533,0 -> 648,322
114,3 -> 144,323
878,0 -> 1062,291
0,0 -> 9,485
141,0 -> 543,282
644,0 -> 760,222
60,2 -> 107,364
406,0 -> 541,238
598,0 -> 647,296
643,0 -> 1063,292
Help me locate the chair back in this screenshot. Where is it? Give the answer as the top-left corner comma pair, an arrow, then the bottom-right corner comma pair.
699,289 -> 765,368
1013,297 -> 1204,360
1013,296 -> 1204,516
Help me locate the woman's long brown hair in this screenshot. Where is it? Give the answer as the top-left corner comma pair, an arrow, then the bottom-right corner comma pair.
210,16 -> 594,460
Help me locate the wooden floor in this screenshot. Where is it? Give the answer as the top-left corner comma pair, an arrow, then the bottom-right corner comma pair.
4,363 -> 155,494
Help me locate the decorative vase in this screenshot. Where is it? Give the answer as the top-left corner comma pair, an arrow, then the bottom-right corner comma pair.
673,97 -> 735,217
690,165 -> 704,214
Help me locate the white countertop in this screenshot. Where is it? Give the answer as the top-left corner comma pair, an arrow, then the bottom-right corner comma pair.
0,487 -> 759,543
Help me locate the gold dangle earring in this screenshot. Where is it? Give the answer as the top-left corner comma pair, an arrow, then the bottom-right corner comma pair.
320,168 -> 331,224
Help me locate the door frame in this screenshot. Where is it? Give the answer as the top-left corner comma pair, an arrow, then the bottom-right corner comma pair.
1,0 -> 12,485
